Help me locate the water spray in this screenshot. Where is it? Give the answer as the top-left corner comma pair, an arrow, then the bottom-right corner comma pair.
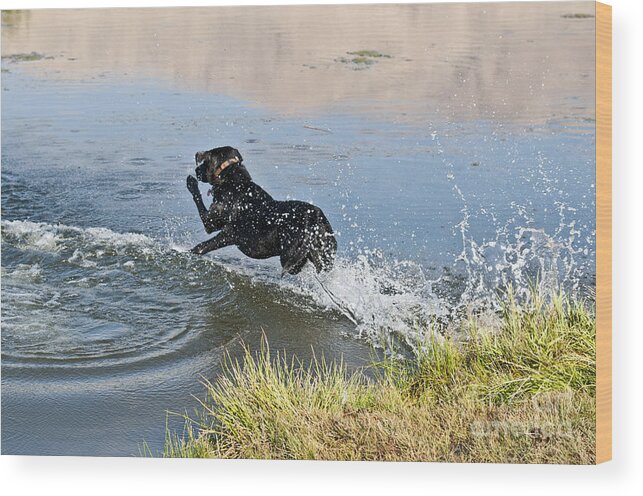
313,272 -> 359,326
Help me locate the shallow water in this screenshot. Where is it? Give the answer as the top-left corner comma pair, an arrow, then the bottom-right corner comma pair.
1,3 -> 596,456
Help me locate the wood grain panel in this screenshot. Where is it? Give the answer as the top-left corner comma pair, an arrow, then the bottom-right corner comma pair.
596,1 -> 612,464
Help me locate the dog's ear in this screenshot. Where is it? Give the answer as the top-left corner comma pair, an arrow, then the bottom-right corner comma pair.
213,147 -> 246,179
229,148 -> 250,181
216,147 -> 243,169
231,148 -> 243,164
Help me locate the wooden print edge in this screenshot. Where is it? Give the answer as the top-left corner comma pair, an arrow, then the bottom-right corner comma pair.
595,0 -> 612,464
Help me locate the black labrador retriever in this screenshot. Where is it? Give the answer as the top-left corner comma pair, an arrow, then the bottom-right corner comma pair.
186,146 -> 337,275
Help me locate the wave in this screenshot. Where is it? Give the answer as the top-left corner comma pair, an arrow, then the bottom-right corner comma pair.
1,215 -> 592,351
1,219 -> 157,255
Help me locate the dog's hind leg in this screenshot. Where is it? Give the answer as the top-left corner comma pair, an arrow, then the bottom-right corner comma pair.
307,233 -> 337,272
308,252 -> 323,273
307,215 -> 337,273
190,230 -> 234,256
280,238 -> 309,276
281,255 -> 308,276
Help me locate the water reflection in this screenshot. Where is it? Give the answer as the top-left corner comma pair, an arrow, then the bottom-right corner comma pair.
2,2 -> 595,123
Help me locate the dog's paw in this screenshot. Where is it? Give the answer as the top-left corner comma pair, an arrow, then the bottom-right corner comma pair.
186,175 -> 200,194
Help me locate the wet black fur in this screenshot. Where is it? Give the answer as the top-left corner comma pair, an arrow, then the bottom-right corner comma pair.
187,146 -> 337,275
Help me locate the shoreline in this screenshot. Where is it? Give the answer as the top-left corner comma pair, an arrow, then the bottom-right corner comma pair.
156,289 -> 596,463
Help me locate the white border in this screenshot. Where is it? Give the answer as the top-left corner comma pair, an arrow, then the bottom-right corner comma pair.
1,0 -> 642,494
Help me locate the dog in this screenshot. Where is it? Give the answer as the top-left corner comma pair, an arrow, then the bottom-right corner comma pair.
186,146 -> 337,275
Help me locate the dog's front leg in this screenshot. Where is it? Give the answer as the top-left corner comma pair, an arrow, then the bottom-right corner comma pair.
187,175 -> 219,234
190,230 -> 234,256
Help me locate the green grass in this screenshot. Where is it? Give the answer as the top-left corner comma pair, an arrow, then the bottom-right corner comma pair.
1,52 -> 47,62
347,50 -> 392,59
336,50 -> 392,68
348,56 -> 376,65
336,56 -> 376,66
1,10 -> 25,27
159,288 -> 596,463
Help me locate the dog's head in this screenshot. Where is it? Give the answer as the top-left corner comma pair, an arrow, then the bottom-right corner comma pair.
194,146 -> 248,185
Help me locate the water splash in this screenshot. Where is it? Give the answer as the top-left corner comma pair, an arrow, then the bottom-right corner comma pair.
2,200 -> 594,353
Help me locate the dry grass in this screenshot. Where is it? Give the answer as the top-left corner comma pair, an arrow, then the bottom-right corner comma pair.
159,289 -> 596,463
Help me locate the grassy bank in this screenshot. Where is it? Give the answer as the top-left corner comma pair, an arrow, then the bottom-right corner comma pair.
160,290 -> 596,463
